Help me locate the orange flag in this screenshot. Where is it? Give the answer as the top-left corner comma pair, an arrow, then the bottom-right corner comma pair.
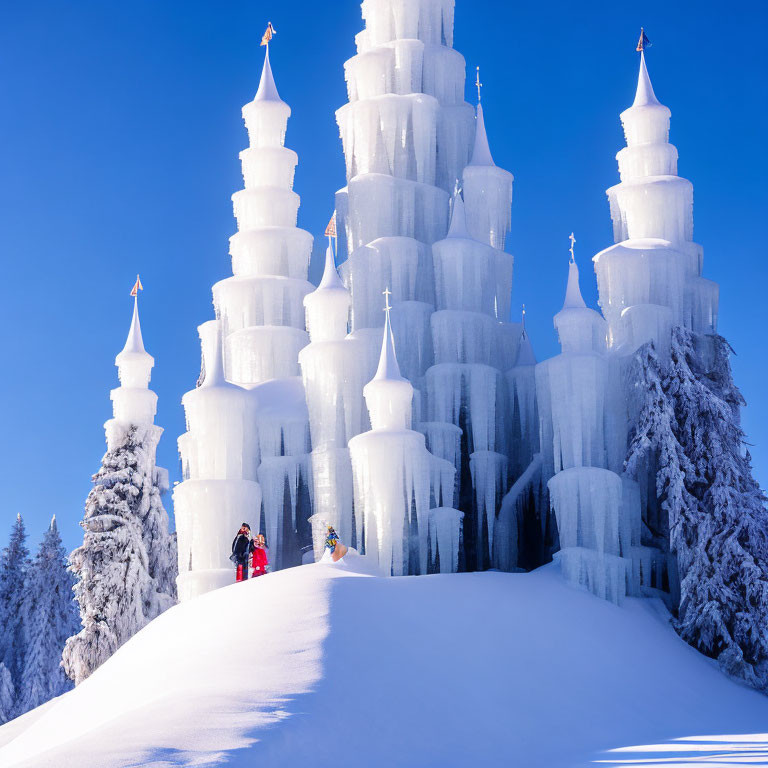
324,211 -> 337,238
261,22 -> 276,47
130,274 -> 143,297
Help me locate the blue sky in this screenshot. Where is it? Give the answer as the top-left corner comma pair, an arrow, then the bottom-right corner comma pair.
0,0 -> 765,552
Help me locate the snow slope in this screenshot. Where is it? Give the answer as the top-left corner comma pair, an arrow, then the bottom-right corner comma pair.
1,554 -> 766,768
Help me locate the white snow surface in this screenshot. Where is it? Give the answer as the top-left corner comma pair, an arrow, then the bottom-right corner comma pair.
2,558 -> 766,768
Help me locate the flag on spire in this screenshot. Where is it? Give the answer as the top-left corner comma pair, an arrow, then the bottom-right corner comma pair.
636,28 -> 651,52
130,274 -> 143,297
324,211 -> 337,239
261,21 -> 276,47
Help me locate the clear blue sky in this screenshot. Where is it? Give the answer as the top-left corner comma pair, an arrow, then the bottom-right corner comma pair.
0,0 -> 765,553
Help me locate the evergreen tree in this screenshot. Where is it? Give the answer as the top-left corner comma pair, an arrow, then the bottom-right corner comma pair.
140,461 -> 177,609
625,342 -> 699,557
667,327 -> 768,689
0,515 -> 30,700
627,330 -> 768,691
18,518 -> 80,715
0,663 -> 14,725
63,426 -> 169,685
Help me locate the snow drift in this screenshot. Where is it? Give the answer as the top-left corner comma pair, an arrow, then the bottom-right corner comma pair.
1,555 -> 766,768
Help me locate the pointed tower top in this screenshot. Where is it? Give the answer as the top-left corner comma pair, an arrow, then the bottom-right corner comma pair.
318,240 -> 346,291
633,51 -> 660,108
121,294 -> 147,355
373,289 -> 405,382
201,327 -> 228,389
563,260 -> 587,310
255,45 -> 281,102
50,514 -> 57,530
468,103 -> 495,167
516,326 -> 537,366
447,186 -> 470,239
563,234 -> 587,309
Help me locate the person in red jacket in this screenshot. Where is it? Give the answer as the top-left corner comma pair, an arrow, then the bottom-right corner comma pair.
251,533 -> 269,577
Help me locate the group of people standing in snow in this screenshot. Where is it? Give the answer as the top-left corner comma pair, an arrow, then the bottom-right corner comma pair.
230,523 -> 269,582
230,522 -> 350,582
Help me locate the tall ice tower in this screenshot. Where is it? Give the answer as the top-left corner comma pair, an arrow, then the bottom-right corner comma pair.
333,0 -> 528,571
176,39 -> 315,600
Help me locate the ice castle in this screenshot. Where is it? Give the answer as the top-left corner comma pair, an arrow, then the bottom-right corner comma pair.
174,1 -> 719,607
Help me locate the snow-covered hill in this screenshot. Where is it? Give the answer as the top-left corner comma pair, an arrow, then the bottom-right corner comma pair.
1,554 -> 766,768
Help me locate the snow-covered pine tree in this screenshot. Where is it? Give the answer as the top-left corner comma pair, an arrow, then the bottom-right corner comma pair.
63,426 -> 167,685
625,342 -> 698,558
0,515 -> 30,704
627,330 -> 768,691
0,663 -> 14,725
18,517 -> 80,715
667,326 -> 768,690
140,460 -> 177,608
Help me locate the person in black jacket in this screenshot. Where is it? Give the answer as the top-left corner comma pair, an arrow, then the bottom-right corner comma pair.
231,523 -> 255,582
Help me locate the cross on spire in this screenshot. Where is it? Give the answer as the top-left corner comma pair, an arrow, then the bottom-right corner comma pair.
568,232 -> 576,263
383,287 -> 392,314
475,66 -> 483,104
522,303 -> 526,328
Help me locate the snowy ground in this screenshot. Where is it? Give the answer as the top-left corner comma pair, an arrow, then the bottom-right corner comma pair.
1,554 -> 766,768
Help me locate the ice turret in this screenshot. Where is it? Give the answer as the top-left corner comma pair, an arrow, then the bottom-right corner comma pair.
554,253 -> 606,356
300,236 -> 367,554
174,322 -> 262,601
596,46 -> 718,355
364,297 -> 413,430
177,39 -> 314,594
304,241 -> 350,343
111,288 -> 157,428
462,98 -> 514,250
350,296 -> 458,576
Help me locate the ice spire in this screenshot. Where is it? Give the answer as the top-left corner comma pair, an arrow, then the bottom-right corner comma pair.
303,226 -> 350,343
318,238 -> 345,291
516,305 -> 537,365
116,276 -> 154,389
447,186 -> 470,239
111,277 -> 158,430
466,66 -> 494,167
374,289 -> 404,382
255,38 -> 281,102
633,51 -> 660,107
468,104 -> 495,167
563,234 -> 586,309
121,276 -> 147,355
